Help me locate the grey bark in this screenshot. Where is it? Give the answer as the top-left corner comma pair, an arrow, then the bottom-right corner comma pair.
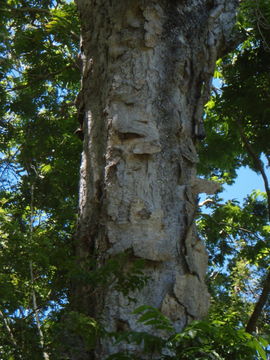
74,0 -> 238,358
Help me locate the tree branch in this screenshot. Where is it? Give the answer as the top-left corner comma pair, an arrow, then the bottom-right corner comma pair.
246,271 -> 270,333
237,121 -> 270,333
29,184 -> 50,360
1,6 -> 50,15
0,309 -> 18,350
237,122 -> 270,222
8,69 -> 67,92
2,5 -> 80,42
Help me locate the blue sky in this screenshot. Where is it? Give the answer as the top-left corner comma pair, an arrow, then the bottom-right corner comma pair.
206,79 -> 266,204
221,166 -> 265,203
199,166 -> 265,208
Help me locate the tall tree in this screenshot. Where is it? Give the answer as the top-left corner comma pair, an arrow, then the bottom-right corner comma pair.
199,0 -> 270,338
74,0 -> 239,358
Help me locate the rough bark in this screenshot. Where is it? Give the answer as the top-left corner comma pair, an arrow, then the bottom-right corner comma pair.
74,0 -> 238,358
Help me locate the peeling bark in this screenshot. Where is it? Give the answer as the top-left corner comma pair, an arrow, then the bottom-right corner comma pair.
74,0 -> 238,358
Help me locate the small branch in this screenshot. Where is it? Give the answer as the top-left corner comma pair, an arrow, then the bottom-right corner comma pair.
237,123 -> 270,222
2,5 -> 80,42
200,214 -> 262,244
266,153 -> 270,168
70,30 -> 80,43
29,184 -> 50,360
246,270 -> 270,333
0,147 -> 21,185
8,69 -> 66,92
198,198 -> 215,207
0,309 -> 19,350
237,121 -> 270,333
1,6 -> 50,15
219,222 -> 263,243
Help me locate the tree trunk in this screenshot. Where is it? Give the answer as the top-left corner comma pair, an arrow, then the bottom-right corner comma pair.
74,0 -> 238,358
